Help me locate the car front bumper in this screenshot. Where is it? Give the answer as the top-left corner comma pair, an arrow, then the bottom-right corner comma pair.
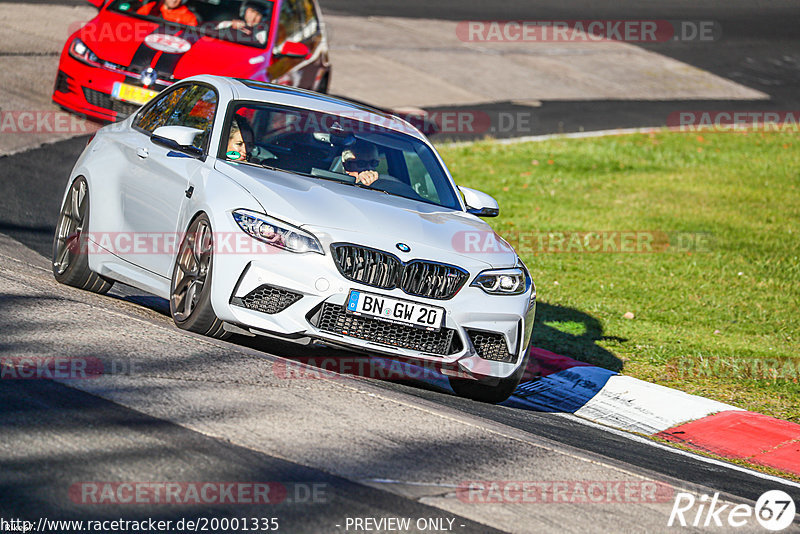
209,224 -> 536,380
52,53 -> 164,122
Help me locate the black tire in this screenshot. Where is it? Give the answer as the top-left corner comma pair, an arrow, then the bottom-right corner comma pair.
52,177 -> 114,294
449,342 -> 532,403
169,214 -> 229,339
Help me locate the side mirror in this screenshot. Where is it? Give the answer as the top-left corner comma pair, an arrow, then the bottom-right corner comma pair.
458,186 -> 500,217
275,41 -> 310,59
151,126 -> 204,158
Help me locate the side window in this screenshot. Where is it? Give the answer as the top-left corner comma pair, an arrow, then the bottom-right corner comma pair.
162,85 -> 218,149
277,0 -> 304,44
134,86 -> 188,134
404,151 -> 440,203
374,147 -> 389,175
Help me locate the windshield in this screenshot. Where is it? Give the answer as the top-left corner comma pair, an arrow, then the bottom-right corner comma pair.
220,102 -> 462,210
107,0 -> 273,49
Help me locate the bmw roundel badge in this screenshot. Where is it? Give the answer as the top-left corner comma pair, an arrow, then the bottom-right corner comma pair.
396,243 -> 411,253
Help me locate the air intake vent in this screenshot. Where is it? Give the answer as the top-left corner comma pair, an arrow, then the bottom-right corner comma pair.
82,88 -> 139,117
231,284 -> 302,314
331,244 -> 468,300
312,303 -> 462,355
331,244 -> 402,289
466,329 -> 515,363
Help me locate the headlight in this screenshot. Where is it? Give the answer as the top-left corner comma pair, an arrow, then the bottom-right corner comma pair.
232,209 -> 324,255
471,267 -> 527,295
69,38 -> 99,65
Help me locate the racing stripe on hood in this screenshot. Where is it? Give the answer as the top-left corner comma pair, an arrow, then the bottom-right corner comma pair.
129,39 -> 157,72
127,22 -> 184,72
153,27 -> 200,80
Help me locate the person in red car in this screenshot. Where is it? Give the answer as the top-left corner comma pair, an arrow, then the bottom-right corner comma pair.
217,2 -> 268,44
137,0 -> 198,26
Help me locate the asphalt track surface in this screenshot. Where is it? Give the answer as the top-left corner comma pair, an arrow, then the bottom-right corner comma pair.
4,0 -> 798,138
0,380 -> 503,532
321,0 -> 800,138
1,0 -> 800,532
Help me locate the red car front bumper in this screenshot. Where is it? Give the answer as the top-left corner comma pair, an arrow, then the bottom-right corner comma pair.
52,53 -> 154,123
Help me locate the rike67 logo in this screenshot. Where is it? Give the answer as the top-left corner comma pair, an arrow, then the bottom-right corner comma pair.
668,490 -> 796,531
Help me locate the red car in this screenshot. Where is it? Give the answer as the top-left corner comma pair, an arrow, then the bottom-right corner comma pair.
53,0 -> 330,122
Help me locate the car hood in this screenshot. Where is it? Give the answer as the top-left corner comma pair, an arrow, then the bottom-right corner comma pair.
215,161 -> 519,269
77,11 -> 266,79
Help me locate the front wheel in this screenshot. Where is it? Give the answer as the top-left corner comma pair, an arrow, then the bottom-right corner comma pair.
52,177 -> 113,294
169,214 -> 229,339
449,344 -> 531,403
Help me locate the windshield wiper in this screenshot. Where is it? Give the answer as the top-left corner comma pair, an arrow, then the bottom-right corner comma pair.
251,162 -> 416,202
257,162 -> 313,178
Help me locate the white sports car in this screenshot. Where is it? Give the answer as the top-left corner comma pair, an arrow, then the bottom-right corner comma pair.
52,75 -> 536,403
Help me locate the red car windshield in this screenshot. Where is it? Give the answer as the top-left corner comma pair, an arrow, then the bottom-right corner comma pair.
106,0 -> 273,49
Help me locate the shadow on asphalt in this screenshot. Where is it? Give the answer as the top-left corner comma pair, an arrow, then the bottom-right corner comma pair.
0,379 -> 499,532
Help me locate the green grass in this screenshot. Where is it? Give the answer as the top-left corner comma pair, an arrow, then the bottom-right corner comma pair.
438,131 -> 800,422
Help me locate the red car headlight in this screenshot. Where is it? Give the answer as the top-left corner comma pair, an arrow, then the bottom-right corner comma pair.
69,38 -> 99,65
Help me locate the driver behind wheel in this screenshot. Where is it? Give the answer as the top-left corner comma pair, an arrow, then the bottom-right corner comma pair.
342,140 -> 380,186
216,1 -> 269,44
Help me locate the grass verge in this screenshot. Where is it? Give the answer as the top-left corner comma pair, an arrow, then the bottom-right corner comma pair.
438,131 -> 799,423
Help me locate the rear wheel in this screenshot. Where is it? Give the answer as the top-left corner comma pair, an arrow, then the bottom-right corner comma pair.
52,177 -> 113,294
449,342 -> 531,403
169,214 -> 229,339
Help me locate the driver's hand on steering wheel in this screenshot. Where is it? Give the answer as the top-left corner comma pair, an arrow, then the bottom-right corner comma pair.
354,170 -> 379,186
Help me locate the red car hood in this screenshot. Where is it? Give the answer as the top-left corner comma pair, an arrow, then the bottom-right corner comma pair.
76,9 -> 267,79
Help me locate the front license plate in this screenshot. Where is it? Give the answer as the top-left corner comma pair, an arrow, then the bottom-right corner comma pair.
346,290 -> 444,331
111,82 -> 158,105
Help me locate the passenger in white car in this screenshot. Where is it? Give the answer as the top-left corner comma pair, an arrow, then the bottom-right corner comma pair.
225,121 -> 247,161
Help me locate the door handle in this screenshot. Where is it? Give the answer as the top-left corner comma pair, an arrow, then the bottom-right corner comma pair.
136,147 -> 149,159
